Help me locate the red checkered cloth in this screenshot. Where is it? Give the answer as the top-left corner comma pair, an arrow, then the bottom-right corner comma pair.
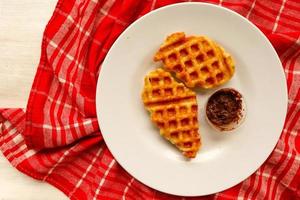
0,0 -> 299,199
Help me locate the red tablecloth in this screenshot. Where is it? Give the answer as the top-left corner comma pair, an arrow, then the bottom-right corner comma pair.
1,0 -> 299,199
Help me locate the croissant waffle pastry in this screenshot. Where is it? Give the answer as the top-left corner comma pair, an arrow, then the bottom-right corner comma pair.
154,32 -> 235,89
142,68 -> 201,158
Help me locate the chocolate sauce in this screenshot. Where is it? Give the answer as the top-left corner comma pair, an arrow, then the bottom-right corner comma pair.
206,88 -> 243,127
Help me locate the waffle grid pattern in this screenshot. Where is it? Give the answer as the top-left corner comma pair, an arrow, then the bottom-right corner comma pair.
154,32 -> 235,88
142,69 -> 201,158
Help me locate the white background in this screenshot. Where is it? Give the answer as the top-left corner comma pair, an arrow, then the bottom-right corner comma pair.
0,1 -> 67,199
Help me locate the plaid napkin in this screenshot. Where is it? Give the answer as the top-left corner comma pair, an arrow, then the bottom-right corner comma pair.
1,0 -> 299,199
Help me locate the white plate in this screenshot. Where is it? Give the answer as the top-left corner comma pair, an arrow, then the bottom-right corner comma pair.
96,3 -> 287,196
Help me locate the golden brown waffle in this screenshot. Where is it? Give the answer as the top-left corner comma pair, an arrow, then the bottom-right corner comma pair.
142,68 -> 201,158
154,32 -> 235,89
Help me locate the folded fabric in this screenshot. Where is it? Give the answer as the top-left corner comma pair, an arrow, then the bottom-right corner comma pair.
0,0 -> 299,199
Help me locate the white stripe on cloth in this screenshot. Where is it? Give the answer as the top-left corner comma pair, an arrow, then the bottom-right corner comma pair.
2,120 -> 12,131
257,169 -> 277,199
47,39 -> 96,78
219,0 -> 223,6
285,69 -> 300,75
272,0 -> 287,33
52,77 -> 96,104
58,77 -> 75,88
69,147 -> 103,198
42,143 -> 80,181
31,89 -> 84,116
45,42 -> 96,75
283,128 -> 298,136
237,170 -> 254,198
1,125 -> 17,142
42,77 -> 59,147
58,0 -> 96,88
274,148 -> 300,162
6,143 -> 27,160
46,46 -> 76,136
252,170 -> 276,200
280,37 -> 300,74
99,8 -> 127,26
1,124 -> 37,166
1,132 -> 23,153
272,146 -> 299,197
71,111 -> 80,142
92,0 -> 117,39
65,1 -> 99,126
11,149 -> 37,167
266,127 -> 298,198
284,51 -> 300,108
122,177 -> 134,200
93,159 -> 116,200
257,139 -> 296,197
256,171 -> 276,180
24,149 -> 37,159
48,40 -> 85,71
273,100 -> 300,196
12,134 -> 23,145
0,112 -> 34,164
30,119 -> 93,131
1,111 -> 24,138
275,170 -> 299,197
279,37 -> 300,72
150,0 -> 157,11
247,173 -> 260,200
246,0 -> 257,19
277,33 -> 300,43
66,14 -> 91,37
53,82 -> 71,146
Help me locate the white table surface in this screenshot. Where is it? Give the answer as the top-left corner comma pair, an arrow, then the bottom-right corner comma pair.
0,1 -> 67,199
